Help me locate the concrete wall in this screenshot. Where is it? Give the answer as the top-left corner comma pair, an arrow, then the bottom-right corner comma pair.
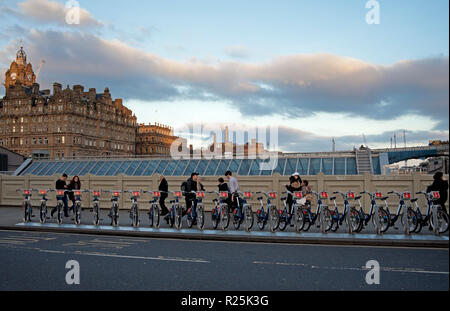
0,173 -> 447,213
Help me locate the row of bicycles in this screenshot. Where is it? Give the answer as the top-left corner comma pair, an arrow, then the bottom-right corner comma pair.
16,188 -> 449,236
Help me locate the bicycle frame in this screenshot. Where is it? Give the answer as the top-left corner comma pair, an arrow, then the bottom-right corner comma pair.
91,190 -> 101,226
126,190 -> 141,228
17,189 -> 33,223
387,191 -> 415,235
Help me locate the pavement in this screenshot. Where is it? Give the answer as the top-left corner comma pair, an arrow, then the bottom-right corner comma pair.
0,229 -> 448,291
0,206 -> 448,248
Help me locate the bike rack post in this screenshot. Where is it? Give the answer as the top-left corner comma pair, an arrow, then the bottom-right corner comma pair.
432,205 -> 440,236
373,204 -> 381,235
345,205 -> 353,235
402,205 -> 410,236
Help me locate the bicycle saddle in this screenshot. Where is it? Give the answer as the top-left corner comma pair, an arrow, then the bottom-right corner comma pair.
212,199 -> 218,203
170,200 -> 175,204
257,197 -> 264,201
329,196 -> 337,201
281,197 -> 287,201
354,196 -> 362,200
411,198 -> 418,203
380,197 -> 389,201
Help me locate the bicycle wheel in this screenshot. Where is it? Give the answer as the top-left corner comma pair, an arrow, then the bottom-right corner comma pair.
153,204 -> 160,229
132,205 -> 139,228
221,204 -> 230,231
256,211 -> 266,231
74,203 -> 82,225
269,206 -> 280,232
401,208 -> 418,233
413,212 -> 424,234
40,202 -> 47,224
212,207 -> 220,230
112,204 -> 119,227
93,203 -> 100,226
373,207 -> 390,233
169,208 -> 175,228
197,205 -> 205,230
321,208 -> 333,232
349,208 -> 362,232
23,202 -> 30,223
431,208 -> 449,234
186,207 -> 194,228
233,209 -> 242,230
175,205 -> 183,229
279,210 -> 288,231
295,206 -> 305,233
244,205 -> 254,232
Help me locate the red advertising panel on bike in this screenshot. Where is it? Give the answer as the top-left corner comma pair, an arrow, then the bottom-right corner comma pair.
197,191 -> 205,198
74,190 -> 81,196
269,192 -> 277,199
40,190 -> 47,195
113,192 -> 120,197
432,191 -> 440,199
321,192 -> 328,199
93,191 -> 100,196
403,192 -> 411,199
23,190 -> 31,195
347,192 -> 355,199
132,191 -> 140,197
294,192 -> 303,198
153,191 -> 161,197
220,192 -> 228,198
174,191 -> 183,197
376,192 -> 383,198
244,192 -> 252,198
56,190 -> 64,196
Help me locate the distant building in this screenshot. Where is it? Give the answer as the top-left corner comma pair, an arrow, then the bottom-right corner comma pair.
136,123 -> 178,156
419,157 -> 449,175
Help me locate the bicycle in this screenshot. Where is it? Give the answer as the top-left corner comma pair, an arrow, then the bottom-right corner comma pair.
91,190 -> 102,226
330,191 -> 362,234
302,191 -> 334,233
279,190 -> 305,232
68,189 -> 89,225
255,191 -> 279,232
414,191 -> 449,235
144,190 -> 163,228
17,189 -> 33,223
34,189 -> 52,224
106,190 -> 122,227
232,191 -> 254,232
125,190 -> 141,228
386,191 -> 419,235
186,191 -> 205,230
167,191 -> 184,229
53,189 -> 66,225
357,191 -> 390,234
210,191 -> 230,230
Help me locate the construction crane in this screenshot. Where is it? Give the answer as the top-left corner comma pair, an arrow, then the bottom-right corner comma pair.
35,60 -> 45,80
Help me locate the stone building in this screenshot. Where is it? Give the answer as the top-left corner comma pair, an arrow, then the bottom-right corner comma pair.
136,123 -> 178,156
0,47 -> 137,159
0,46 -> 178,159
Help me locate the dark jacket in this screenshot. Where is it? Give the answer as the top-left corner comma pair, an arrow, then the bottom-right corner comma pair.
218,183 -> 230,192
286,184 -> 302,207
67,180 -> 81,201
427,179 -> 449,208
159,178 -> 169,199
56,179 -> 67,190
185,178 -> 204,201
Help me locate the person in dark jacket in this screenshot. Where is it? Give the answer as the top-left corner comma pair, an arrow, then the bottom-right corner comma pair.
427,172 -> 449,211
67,176 -> 81,210
158,175 -> 169,216
285,175 -> 302,215
185,173 -> 205,219
218,177 -> 233,212
51,173 -> 69,218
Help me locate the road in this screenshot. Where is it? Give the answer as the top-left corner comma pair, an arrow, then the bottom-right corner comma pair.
0,230 -> 448,291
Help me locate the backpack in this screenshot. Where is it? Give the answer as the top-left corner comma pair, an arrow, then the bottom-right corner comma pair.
181,181 -> 188,194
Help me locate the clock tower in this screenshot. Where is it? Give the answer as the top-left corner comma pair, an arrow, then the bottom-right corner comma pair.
4,46 -> 36,90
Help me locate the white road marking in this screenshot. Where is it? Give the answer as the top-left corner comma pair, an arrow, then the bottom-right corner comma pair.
73,251 -> 210,263
253,261 -> 449,275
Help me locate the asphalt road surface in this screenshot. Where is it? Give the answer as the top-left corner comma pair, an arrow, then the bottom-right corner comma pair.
0,230 -> 448,291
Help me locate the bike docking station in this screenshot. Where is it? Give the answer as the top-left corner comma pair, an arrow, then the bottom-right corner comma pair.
7,188 -> 449,249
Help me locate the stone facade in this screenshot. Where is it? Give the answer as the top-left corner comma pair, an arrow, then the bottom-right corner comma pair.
136,123 -> 178,156
0,47 -> 178,159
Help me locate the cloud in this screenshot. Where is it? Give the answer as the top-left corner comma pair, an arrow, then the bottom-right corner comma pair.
12,0 -> 102,28
224,45 -> 250,59
0,28 -> 448,131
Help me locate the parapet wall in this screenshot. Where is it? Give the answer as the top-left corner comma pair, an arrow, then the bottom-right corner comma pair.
0,173 -> 447,212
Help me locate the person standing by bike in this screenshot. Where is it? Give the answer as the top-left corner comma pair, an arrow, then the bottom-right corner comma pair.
225,171 -> 239,211
67,176 -> 81,212
51,173 -> 69,218
427,172 -> 449,211
159,175 -> 169,216
285,176 -> 302,226
185,172 -> 204,221
218,177 -> 233,212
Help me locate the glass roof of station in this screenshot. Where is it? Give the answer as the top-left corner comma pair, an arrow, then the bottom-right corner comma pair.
18,157 -> 382,176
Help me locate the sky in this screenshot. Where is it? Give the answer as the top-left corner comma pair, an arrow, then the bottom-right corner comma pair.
0,0 -> 448,152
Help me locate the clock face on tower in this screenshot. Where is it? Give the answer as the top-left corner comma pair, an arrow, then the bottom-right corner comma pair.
11,72 -> 17,80
27,74 -> 32,81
